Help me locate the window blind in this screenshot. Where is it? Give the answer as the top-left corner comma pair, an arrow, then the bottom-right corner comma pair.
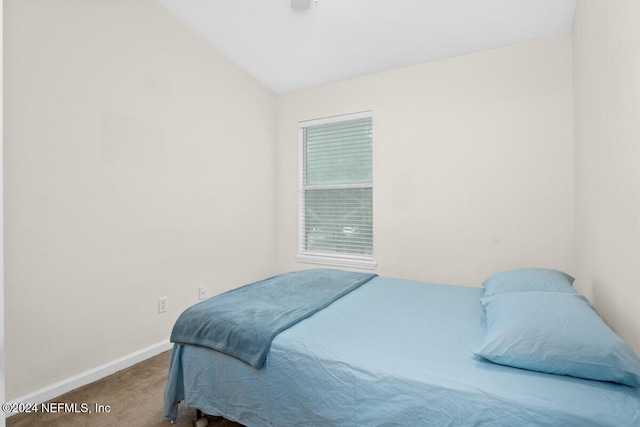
298,113 -> 374,268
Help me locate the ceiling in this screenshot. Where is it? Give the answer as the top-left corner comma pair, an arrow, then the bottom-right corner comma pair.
157,0 -> 577,94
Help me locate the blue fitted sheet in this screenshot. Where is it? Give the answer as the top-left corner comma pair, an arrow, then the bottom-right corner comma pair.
164,276 -> 640,426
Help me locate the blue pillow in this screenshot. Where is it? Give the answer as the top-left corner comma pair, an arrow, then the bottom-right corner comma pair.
474,292 -> 640,387
482,268 -> 576,297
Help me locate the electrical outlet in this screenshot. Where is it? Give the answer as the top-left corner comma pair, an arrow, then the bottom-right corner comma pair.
198,286 -> 207,301
158,296 -> 168,313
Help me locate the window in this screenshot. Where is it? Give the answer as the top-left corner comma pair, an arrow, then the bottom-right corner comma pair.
298,112 -> 375,269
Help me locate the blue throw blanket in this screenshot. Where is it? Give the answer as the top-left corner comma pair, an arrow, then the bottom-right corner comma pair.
170,269 -> 377,369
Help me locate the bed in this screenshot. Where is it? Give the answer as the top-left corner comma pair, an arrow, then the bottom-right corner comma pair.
163,269 -> 640,426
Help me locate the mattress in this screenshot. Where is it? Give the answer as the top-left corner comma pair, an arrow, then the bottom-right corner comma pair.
164,276 -> 640,426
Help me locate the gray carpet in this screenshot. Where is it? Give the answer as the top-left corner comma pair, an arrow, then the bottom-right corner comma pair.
7,350 -> 244,427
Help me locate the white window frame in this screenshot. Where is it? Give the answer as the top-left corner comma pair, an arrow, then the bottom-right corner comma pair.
297,111 -> 376,270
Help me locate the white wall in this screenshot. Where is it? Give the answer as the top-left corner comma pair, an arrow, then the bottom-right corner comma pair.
4,0 -> 277,400
276,34 -> 575,286
573,0 -> 640,353
1,0 -> 6,424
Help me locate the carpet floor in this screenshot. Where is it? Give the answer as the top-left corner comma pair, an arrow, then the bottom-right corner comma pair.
7,350 -> 245,427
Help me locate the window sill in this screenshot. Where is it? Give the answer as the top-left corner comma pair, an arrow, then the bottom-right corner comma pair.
296,252 -> 377,270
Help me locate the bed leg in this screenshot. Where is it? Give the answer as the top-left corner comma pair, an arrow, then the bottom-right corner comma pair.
194,410 -> 208,427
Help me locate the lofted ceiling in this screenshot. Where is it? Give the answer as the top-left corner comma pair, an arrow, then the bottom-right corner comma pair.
158,0 -> 577,94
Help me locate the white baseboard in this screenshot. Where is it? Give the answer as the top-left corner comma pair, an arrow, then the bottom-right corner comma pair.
6,339 -> 173,417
